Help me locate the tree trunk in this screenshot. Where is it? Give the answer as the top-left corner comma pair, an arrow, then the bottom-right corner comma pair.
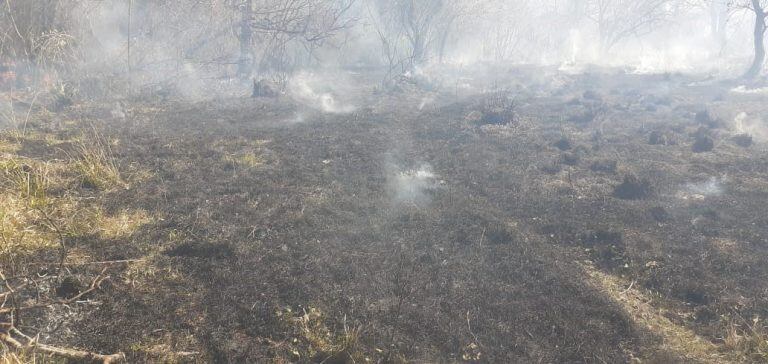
744,0 -> 766,79
237,0 -> 253,78
437,18 -> 454,64
710,0 -> 728,49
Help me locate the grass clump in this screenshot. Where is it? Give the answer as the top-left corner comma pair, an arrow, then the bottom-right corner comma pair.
72,134 -> 123,190
98,209 -> 151,239
223,150 -> 265,170
0,350 -> 36,364
0,138 -> 20,154
722,316 -> 768,362
276,306 -> 365,363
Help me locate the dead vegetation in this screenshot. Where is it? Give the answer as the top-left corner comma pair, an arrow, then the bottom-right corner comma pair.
477,91 -> 517,126
71,133 -> 123,190
0,63 -> 768,362
0,112 -> 151,362
0,269 -> 125,363
614,174 -> 653,200
0,0 -> 767,361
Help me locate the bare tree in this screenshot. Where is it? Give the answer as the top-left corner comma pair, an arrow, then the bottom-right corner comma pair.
584,0 -> 674,54
366,2 -> 408,85
711,0 -> 729,48
369,0 -> 473,69
735,0 -> 768,79
237,0 -> 255,77
242,0 -> 356,82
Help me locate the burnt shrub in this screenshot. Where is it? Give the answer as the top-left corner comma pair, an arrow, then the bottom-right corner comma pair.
732,134 -> 753,148
590,159 -> 617,174
485,226 -> 516,245
478,91 -> 516,125
673,283 -> 711,306
580,230 -> 627,269
561,152 -> 580,166
569,106 -> 604,124
648,130 -> 676,146
692,134 -> 715,153
649,206 -> 671,223
554,137 -> 573,151
56,276 -> 83,299
694,110 -> 724,129
541,161 -> 562,175
252,79 -> 279,97
614,174 -> 652,200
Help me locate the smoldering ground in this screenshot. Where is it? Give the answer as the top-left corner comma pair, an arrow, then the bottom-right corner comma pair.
2,1 -> 768,363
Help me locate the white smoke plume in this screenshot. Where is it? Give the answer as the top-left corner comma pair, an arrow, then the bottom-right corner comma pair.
287,72 -> 356,114
732,112 -> 768,142
679,176 -> 727,200
390,164 -> 440,205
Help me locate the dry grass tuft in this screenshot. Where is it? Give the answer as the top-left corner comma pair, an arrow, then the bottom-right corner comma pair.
276,306 -> 365,363
0,345 -> 43,364
583,263 -> 735,363
98,209 -> 151,239
0,139 -> 20,154
0,159 -> 59,265
0,351 -> 25,364
722,316 -> 768,362
72,133 -> 123,190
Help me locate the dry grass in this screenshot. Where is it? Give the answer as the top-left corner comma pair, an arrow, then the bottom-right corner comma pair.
583,263 -> 736,363
0,126 -> 137,249
0,139 -> 19,154
0,351 -> 26,364
224,151 -> 265,169
97,209 -> 151,239
276,306 -> 366,363
0,159 -> 59,265
214,138 -> 271,171
0,125 -> 141,360
722,316 -> 768,362
72,133 -> 124,190
0,346 -> 49,364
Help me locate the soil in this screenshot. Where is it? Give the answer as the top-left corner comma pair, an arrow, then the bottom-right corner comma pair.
7,66 -> 768,363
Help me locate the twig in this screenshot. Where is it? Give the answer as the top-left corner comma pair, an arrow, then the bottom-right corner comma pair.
34,205 -> 68,278
21,91 -> 41,136
27,259 -> 145,266
620,280 -> 636,295
466,310 -> 479,343
0,267 -> 109,314
2,328 -> 125,363
0,268 -> 123,362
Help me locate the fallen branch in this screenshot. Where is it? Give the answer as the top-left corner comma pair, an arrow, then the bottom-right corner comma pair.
0,267 -> 109,314
1,268 -> 124,363
2,328 -> 125,363
27,259 -> 146,266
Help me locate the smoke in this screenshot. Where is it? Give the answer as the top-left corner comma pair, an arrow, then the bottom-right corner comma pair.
679,176 -> 727,200
418,96 -> 435,110
730,86 -> 768,95
287,72 -> 356,114
110,102 -> 126,120
732,112 -> 768,142
0,98 -> 13,128
390,164 -> 440,205
0,0 -> 765,103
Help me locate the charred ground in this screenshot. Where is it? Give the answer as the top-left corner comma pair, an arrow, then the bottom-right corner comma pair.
2,67 -> 768,363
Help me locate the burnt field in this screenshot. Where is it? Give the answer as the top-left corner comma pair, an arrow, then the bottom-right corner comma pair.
2,68 -> 768,363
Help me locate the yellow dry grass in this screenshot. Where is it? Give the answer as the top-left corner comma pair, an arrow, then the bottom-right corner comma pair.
276,306 -> 364,363
583,263 -> 738,363
72,138 -> 124,190
98,209 -> 151,239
